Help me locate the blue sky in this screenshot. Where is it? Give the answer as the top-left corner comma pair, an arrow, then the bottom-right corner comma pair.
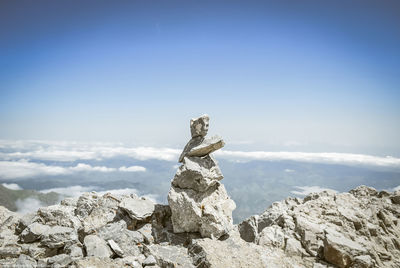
1,0 -> 399,156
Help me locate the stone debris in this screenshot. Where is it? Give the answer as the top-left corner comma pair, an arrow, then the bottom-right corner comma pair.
238,185 -> 400,267
169,114 -> 236,239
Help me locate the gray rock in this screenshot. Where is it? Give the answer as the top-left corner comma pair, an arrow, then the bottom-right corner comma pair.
256,225 -> 285,248
97,220 -> 143,256
20,222 -> 50,243
168,183 -> 236,238
73,257 -> 123,268
238,215 -> 258,242
15,254 -> 36,268
172,155 -> 223,192
84,234 -> 112,258
47,254 -> 73,268
323,230 -> 367,268
64,243 -> 84,258
37,204 -> 81,229
145,244 -> 195,268
190,114 -> 209,138
180,135 -> 225,162
119,196 -> 155,221
108,239 -> 124,257
40,225 -> 78,248
143,255 -> 157,266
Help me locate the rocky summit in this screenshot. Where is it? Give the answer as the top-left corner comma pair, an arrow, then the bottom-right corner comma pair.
0,116 -> 400,267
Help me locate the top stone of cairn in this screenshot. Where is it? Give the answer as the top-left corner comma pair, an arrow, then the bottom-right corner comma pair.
190,114 -> 209,138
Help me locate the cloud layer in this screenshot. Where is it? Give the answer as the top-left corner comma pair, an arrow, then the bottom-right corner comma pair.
291,186 -> 338,196
215,150 -> 400,168
0,160 -> 146,180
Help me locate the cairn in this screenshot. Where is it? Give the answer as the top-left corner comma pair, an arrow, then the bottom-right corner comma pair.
167,115 -> 236,239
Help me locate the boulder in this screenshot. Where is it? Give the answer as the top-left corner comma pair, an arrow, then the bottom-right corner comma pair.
323,231 -> 367,267
15,254 -> 36,268
47,254 -> 73,267
256,225 -> 285,248
84,234 -> 112,258
168,183 -> 236,238
238,215 -> 258,242
145,244 -> 194,268
20,222 -> 50,243
190,114 -> 209,138
119,196 -> 155,221
143,255 -> 157,266
40,225 -> 78,248
108,239 -> 124,257
172,155 -> 223,192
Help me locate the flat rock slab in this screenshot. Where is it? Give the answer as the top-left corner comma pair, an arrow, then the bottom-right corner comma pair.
179,136 -> 224,162
119,197 -> 155,221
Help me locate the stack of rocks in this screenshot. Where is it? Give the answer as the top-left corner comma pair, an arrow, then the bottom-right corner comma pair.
168,115 -> 236,239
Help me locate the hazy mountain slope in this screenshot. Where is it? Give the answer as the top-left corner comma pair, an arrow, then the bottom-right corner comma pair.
0,184 -> 60,212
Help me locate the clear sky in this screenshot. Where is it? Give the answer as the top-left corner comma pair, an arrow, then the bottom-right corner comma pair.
1,0 -> 399,156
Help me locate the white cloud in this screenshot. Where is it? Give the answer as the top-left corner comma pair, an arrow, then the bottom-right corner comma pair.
40,185 -> 94,197
97,188 -> 139,196
70,163 -> 116,172
119,166 -> 146,172
391,185 -> 400,192
2,183 -> 22,190
215,150 -> 400,169
0,140 -> 180,162
284,169 -> 295,173
291,186 -> 337,196
16,197 -> 45,214
0,160 -> 147,179
0,160 -> 69,179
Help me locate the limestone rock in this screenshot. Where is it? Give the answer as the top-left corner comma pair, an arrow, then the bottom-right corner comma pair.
238,215 -> 258,242
168,183 -> 235,238
190,114 -> 209,138
108,239 -> 124,257
119,196 -> 155,221
47,254 -> 73,267
181,135 -> 225,161
172,155 -> 223,192
323,231 -> 367,268
143,255 -> 157,266
15,254 -> 37,268
20,222 -> 50,243
145,244 -> 195,268
41,225 -> 78,248
84,234 -> 112,258
257,225 -> 285,248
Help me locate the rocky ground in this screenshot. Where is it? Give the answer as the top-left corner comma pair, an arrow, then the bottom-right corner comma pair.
0,185 -> 398,267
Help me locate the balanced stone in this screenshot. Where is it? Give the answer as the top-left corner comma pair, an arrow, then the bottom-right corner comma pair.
172,155 -> 223,192
168,115 -> 235,239
190,114 -> 209,138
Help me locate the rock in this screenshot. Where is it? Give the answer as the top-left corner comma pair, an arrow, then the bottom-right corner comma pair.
73,257 -> 123,268
119,196 -> 155,221
172,155 -> 223,192
64,243 -> 84,258
189,231 -> 275,268
168,183 -> 236,238
20,222 -> 50,243
84,234 -> 112,258
145,244 -> 195,268
238,215 -> 258,242
256,225 -> 285,248
137,223 -> 154,244
97,220 -> 144,257
190,114 -> 209,138
285,237 -> 308,257
143,255 -> 157,266
323,231 -> 367,268
15,254 -> 37,268
108,239 -> 124,257
353,255 -> 375,268
184,135 -> 225,159
40,225 -> 78,248
47,254 -> 73,267
37,204 -> 81,229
